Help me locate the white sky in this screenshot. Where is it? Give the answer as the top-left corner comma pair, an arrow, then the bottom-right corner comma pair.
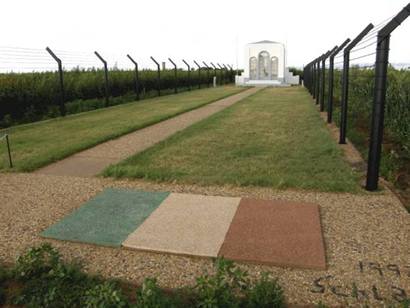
1,0 -> 409,71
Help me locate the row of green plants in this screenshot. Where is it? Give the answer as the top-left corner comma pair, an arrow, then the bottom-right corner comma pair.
326,67 -> 409,205
0,68 -> 235,127
0,243 -> 284,308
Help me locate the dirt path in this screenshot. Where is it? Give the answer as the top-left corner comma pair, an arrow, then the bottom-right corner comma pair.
34,87 -> 260,177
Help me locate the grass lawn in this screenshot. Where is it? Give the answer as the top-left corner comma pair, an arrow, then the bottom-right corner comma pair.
104,87 -> 360,192
0,86 -> 244,171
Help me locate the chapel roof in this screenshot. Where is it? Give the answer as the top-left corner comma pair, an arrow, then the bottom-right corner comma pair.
251,40 -> 281,44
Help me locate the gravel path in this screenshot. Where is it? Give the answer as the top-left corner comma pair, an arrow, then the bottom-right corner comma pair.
34,87 -> 260,177
1,173 -> 408,307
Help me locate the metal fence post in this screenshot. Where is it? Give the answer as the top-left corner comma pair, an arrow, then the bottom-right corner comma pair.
127,55 -> 140,100
366,4 -> 410,191
203,61 -> 211,87
320,49 -> 333,111
150,56 -> 161,96
228,65 -> 234,83
46,47 -> 66,116
316,56 -> 321,104
210,62 -> 217,86
312,59 -> 317,99
182,59 -> 191,91
218,63 -> 225,85
168,58 -> 178,94
308,61 -> 314,94
94,51 -> 109,106
327,39 -> 350,123
194,60 -> 201,89
339,23 -> 374,144
223,64 -> 229,83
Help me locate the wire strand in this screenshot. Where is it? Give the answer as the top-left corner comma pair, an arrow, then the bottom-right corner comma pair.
350,40 -> 377,54
350,52 -> 377,62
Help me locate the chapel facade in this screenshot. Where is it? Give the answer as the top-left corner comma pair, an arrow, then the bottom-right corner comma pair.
236,40 -> 299,86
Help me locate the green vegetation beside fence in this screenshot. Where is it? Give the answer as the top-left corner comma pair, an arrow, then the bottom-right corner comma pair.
105,87 -> 359,192
330,67 -> 410,206
0,68 -> 235,127
0,86 -> 244,171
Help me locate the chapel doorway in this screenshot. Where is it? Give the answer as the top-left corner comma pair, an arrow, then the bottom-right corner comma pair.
258,51 -> 270,80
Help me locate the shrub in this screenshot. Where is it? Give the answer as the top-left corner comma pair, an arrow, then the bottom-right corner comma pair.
3,244 -> 287,307
0,265 -> 9,305
134,277 -> 174,308
84,281 -> 128,308
194,258 -> 248,308
12,243 -> 126,307
245,272 -> 284,308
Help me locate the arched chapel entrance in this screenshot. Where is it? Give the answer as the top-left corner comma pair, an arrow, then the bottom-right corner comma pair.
258,51 -> 270,80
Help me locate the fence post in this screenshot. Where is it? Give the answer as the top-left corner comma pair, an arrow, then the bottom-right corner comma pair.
227,65 -> 234,83
314,59 -> 319,100
320,49 -> 333,111
327,39 -> 350,123
194,60 -> 201,89
210,62 -> 217,86
127,55 -> 140,101
339,23 -> 374,144
366,4 -> 410,191
223,64 -> 229,83
312,59 -> 317,99
217,63 -> 224,85
308,61 -> 314,94
46,47 -> 66,116
94,51 -> 109,106
150,56 -> 161,96
182,59 -> 191,91
202,61 -> 211,88
0,134 -> 13,168
316,54 -> 324,105
168,58 -> 178,94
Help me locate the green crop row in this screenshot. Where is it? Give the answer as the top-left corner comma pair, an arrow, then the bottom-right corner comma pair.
330,66 -> 410,189
0,68 -> 235,126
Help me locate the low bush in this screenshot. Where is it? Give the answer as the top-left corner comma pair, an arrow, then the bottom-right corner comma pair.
0,244 -> 285,307
11,243 -> 125,307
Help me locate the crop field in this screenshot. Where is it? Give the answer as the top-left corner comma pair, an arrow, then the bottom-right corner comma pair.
0,68 -> 234,126
329,67 -> 410,204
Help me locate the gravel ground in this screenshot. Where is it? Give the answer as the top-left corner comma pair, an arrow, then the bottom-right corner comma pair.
0,173 -> 408,307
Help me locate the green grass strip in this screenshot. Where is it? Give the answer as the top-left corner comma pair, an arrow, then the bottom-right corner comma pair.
105,87 -> 360,193
0,86 -> 245,171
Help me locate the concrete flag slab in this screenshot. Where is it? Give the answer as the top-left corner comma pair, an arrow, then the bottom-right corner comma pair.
41,188 -> 169,247
218,198 -> 326,270
123,193 -> 241,257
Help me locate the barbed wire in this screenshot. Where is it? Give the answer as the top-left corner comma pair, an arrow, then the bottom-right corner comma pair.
330,12 -> 396,62
333,51 -> 377,65
350,40 -> 377,54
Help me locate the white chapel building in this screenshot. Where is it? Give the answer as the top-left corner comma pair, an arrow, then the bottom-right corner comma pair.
235,40 -> 299,86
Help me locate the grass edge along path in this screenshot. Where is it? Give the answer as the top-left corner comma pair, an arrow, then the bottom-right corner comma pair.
104,87 -> 360,193
0,86 -> 246,172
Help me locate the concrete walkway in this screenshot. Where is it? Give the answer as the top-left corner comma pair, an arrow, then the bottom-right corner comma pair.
35,87 -> 260,177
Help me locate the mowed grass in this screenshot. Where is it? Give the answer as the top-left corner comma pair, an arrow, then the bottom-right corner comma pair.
105,87 -> 360,192
0,86 -> 244,171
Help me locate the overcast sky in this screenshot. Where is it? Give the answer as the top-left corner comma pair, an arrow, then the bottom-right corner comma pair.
1,0 -> 409,71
